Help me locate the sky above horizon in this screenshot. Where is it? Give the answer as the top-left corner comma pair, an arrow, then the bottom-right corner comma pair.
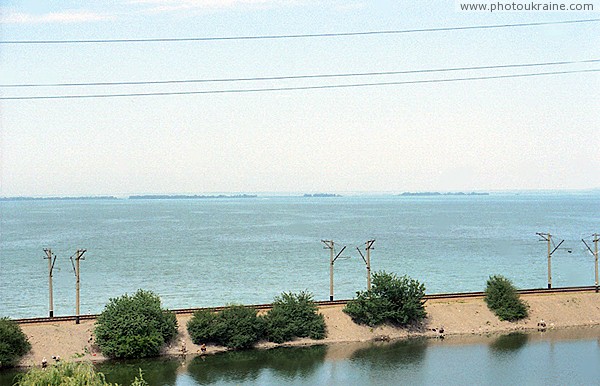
1,1 -> 599,196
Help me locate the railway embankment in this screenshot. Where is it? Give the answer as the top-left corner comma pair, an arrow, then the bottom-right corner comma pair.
15,287 -> 600,367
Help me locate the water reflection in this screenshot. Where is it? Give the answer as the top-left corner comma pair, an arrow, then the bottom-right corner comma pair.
489,332 -> 529,352
0,368 -> 23,386
349,338 -> 428,370
187,345 -> 327,385
99,357 -> 179,386
3,328 -> 600,386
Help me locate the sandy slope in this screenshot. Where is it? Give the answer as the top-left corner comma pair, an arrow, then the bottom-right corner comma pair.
17,291 -> 600,367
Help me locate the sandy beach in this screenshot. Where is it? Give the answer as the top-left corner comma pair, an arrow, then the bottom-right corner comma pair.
16,291 -> 600,367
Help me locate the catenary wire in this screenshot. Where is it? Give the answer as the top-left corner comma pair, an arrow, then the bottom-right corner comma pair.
1,68 -> 598,100
1,19 -> 598,44
1,58 -> 599,88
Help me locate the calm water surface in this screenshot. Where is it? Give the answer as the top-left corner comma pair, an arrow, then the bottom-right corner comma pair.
96,329 -> 600,386
1,193 -> 599,318
5,330 -> 598,386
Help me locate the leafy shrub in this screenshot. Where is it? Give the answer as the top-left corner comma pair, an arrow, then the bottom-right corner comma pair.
187,305 -> 264,350
94,290 -> 178,359
186,310 -> 216,345
343,290 -> 390,327
264,291 -> 326,343
0,317 -> 31,368
484,275 -> 528,321
16,361 -> 147,386
188,292 -> 327,348
343,271 -> 427,327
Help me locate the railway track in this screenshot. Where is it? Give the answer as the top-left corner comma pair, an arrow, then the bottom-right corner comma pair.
13,285 -> 598,325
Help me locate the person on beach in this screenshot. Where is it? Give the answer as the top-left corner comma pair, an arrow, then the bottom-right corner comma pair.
537,319 -> 547,331
200,344 -> 207,354
41,357 -> 47,368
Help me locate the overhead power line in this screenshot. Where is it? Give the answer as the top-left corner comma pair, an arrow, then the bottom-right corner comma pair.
2,68 -> 598,100
1,19 -> 598,45
2,58 -> 598,88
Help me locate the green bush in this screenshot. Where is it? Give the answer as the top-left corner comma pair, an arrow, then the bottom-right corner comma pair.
264,291 -> 326,343
0,317 -> 31,368
188,292 -> 327,348
186,309 -> 216,345
187,305 -> 264,350
484,275 -> 528,321
343,271 -> 427,327
15,361 -> 147,386
94,290 -> 178,359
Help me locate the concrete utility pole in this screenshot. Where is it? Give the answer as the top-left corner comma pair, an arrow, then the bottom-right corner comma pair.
70,249 -> 86,324
43,249 -> 57,317
356,239 -> 375,290
321,240 -> 346,301
536,233 -> 564,289
582,233 -> 599,292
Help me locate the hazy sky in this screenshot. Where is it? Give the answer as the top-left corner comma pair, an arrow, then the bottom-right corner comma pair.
1,1 -> 599,196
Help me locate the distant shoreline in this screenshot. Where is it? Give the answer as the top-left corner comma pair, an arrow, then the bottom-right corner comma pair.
0,196 -> 119,202
128,194 -> 258,200
4,190 -> 600,202
303,193 -> 342,197
399,192 -> 489,196
0,194 -> 259,201
0,193 -> 343,201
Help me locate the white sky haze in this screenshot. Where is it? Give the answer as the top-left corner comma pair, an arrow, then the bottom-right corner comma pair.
1,1 -> 599,196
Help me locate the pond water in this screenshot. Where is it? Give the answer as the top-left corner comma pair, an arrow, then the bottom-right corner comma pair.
5,328 -> 598,386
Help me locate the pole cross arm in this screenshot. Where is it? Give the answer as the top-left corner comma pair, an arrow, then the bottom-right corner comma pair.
356,247 -> 367,264
333,246 -> 346,263
321,240 -> 333,249
50,255 -> 57,275
549,239 -> 565,256
582,238 -> 594,255
69,256 -> 77,275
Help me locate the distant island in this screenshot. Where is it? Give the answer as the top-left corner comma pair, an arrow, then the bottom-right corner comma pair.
399,192 -> 489,197
0,196 -> 118,201
128,194 -> 258,200
303,193 -> 342,197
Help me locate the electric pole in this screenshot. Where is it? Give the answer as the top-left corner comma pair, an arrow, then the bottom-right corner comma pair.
321,240 -> 346,301
70,249 -> 86,324
43,249 -> 57,317
582,233 -> 599,292
356,239 -> 375,290
536,233 -> 564,289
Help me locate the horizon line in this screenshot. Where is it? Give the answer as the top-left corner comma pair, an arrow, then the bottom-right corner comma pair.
2,188 -> 599,200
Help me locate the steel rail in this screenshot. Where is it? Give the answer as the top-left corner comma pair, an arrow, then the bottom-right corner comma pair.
12,285 -> 598,325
